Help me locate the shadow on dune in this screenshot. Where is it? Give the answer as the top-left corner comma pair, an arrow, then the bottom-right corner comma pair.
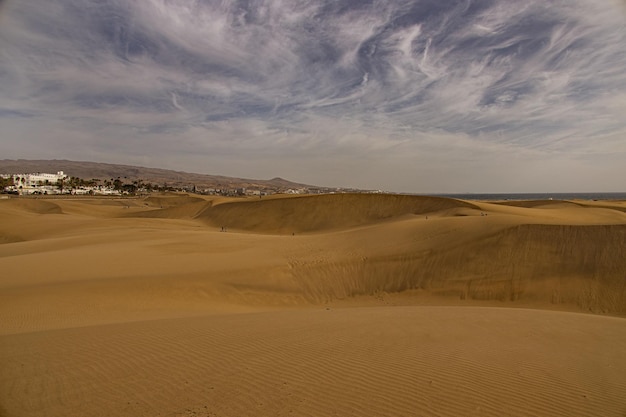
119,194 -> 210,219
143,194 -> 206,209
291,224 -> 626,314
195,193 -> 479,233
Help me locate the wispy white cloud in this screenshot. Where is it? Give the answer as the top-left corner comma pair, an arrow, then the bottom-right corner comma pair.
1,0 -> 625,192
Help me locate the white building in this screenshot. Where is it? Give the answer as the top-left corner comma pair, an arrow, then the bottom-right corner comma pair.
1,171 -> 67,194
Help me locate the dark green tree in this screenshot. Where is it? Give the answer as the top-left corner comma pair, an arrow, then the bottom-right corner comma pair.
113,178 -> 123,190
0,176 -> 15,189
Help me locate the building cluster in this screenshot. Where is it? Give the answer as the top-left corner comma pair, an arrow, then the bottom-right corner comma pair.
195,186 -> 311,197
2,170 -> 384,197
0,171 -> 121,196
193,186 -> 375,196
1,171 -> 66,195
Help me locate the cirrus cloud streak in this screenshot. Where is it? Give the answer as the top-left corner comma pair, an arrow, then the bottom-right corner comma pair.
1,0 -> 625,192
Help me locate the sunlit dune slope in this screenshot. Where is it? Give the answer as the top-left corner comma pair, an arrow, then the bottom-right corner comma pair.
2,194 -> 626,417
492,199 -> 585,208
0,199 -> 74,243
193,193 -> 480,233
492,198 -> 626,213
1,193 -> 625,334
0,198 -> 63,215
1,307 -> 625,417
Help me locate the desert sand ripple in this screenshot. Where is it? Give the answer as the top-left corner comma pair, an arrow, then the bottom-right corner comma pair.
2,194 -> 626,417
1,307 -> 625,417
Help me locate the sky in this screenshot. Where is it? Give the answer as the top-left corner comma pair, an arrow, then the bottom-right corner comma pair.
1,0 -> 625,193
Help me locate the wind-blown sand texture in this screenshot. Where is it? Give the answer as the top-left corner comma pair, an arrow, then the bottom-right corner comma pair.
1,193 -> 625,417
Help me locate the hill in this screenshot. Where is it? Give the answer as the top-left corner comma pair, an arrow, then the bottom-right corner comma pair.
0,159 -> 316,190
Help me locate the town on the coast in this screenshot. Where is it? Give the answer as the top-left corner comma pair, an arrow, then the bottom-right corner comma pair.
0,171 -> 128,196
0,170 -> 377,197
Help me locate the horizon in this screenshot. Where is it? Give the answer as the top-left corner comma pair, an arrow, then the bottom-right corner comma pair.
1,1 -> 626,193
1,158 -> 626,195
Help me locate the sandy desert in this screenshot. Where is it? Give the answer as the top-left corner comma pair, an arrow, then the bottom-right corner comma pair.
1,193 -> 625,417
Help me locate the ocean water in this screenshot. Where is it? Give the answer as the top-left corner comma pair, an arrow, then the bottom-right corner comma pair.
431,192 -> 626,201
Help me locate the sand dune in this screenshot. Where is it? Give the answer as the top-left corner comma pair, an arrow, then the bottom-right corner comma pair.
194,193 -> 480,233
1,193 -> 626,417
2,307 -> 625,417
492,199 -> 584,209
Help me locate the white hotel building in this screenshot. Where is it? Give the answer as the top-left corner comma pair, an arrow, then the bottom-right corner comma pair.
1,171 -> 68,194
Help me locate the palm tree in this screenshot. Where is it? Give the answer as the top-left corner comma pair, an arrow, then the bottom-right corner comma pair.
56,178 -> 65,193
0,176 -> 13,189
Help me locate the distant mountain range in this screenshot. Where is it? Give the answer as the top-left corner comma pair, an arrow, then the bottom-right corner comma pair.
0,159 -> 318,190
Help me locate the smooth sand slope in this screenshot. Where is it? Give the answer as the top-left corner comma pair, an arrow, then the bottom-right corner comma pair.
1,193 -> 625,417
